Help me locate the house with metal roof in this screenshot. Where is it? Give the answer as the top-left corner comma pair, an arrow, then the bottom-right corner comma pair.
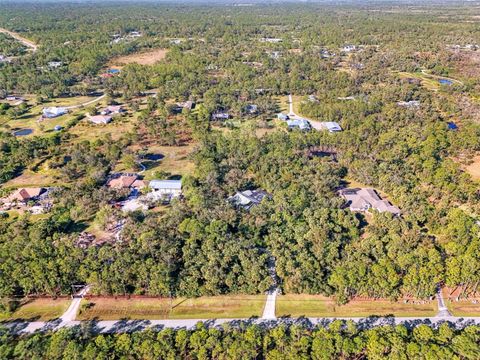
287,118 -> 311,131
149,179 -> 182,200
320,121 -> 342,132
229,189 -> 269,211
340,188 -> 400,216
42,107 -> 67,118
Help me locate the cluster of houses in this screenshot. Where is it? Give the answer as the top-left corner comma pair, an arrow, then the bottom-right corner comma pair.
106,173 -> 183,212
111,31 -> 143,44
339,188 -> 401,216
0,187 -> 54,214
89,105 -> 125,125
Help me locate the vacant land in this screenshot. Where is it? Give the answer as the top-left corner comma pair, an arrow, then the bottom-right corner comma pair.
276,294 -> 437,317
109,48 -> 169,66
445,299 -> 480,317
0,298 -> 70,322
77,297 -> 173,320
169,295 -> 266,319
77,295 -> 266,320
463,155 -> 480,181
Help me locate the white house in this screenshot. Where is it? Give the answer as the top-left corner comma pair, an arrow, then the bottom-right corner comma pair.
48,61 -> 63,68
101,105 -> 124,115
149,179 -> 182,198
42,107 -> 67,118
320,122 -> 342,132
287,118 -> 311,131
89,115 -> 112,125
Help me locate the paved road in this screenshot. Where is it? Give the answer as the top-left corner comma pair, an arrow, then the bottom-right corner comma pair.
0,28 -> 38,51
5,315 -> 480,334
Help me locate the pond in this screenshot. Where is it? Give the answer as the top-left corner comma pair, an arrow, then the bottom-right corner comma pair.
439,79 -> 453,85
13,128 -> 33,136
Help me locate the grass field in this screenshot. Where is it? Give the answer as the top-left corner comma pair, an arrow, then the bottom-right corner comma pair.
77,295 -> 266,320
109,48 -> 169,66
0,298 -> 70,322
169,295 -> 266,319
445,299 -> 480,317
276,294 -> 437,318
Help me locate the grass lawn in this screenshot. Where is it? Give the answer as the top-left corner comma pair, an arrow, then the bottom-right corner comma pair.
169,295 -> 266,319
397,71 -> 442,91
77,297 -> 174,320
276,294 -> 437,318
445,299 -> 480,317
463,155 -> 480,181
78,295 -> 266,320
0,298 -> 70,322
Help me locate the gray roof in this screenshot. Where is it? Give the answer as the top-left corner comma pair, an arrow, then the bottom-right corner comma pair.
340,188 -> 400,215
229,189 -> 269,210
150,179 -> 182,190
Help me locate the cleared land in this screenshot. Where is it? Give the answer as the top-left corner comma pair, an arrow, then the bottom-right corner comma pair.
444,288 -> 480,317
463,155 -> 480,181
77,295 -> 266,320
276,294 -> 437,318
109,48 -> 169,66
0,298 -> 70,322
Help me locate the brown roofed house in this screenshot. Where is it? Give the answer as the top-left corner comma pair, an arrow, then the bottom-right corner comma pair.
107,175 -> 138,189
6,188 -> 45,203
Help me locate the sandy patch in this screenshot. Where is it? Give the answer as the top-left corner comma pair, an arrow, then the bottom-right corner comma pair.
110,48 -> 169,66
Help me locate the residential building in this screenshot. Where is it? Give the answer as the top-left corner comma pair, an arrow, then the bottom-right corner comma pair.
277,113 -> 289,121
89,115 -> 112,125
341,45 -> 357,52
229,189 -> 269,210
149,179 -> 182,198
287,118 -> 311,131
42,107 -> 67,118
397,100 -> 420,108
107,174 -> 148,189
340,188 -> 401,215
4,187 -> 46,204
246,104 -> 258,114
212,111 -> 230,121
48,61 -> 62,68
320,121 -> 342,132
101,105 -> 124,115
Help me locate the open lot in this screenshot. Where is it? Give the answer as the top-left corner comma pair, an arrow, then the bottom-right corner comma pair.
276,294 -> 437,318
462,155 -> 480,181
77,295 -> 266,320
0,298 -> 70,322
443,288 -> 480,317
109,48 -> 169,67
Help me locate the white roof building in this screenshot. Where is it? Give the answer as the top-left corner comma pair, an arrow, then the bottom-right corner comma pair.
42,107 -> 67,118
321,122 -> 342,132
287,118 -> 311,131
340,188 -> 400,216
89,115 -> 112,125
229,189 -> 269,210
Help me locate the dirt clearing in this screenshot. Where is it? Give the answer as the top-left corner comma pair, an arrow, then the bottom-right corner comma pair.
110,48 -> 169,66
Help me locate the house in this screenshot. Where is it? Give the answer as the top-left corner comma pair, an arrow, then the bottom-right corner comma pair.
101,105 -> 124,115
397,100 -> 420,108
89,115 -> 112,125
308,95 -> 319,103
4,188 -> 46,204
341,45 -> 357,52
320,122 -> 342,132
268,51 -> 281,59
260,38 -> 282,43
277,113 -> 289,121
340,188 -> 401,215
229,189 -> 269,210
107,174 -> 148,189
212,111 -> 230,121
48,61 -> 62,68
54,125 -> 63,131
246,104 -> 258,114
175,101 -> 195,111
42,107 -> 67,118
170,39 -> 183,45
337,96 -> 355,100
149,179 -> 182,198
287,118 -> 311,131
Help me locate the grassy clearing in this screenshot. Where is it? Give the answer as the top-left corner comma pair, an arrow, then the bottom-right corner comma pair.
77,298 -> 173,320
276,294 -> 437,318
445,299 -> 480,317
169,295 -> 266,319
129,143 -> 196,179
0,298 -> 70,322
109,48 -> 169,66
397,71 -> 442,91
77,295 -> 266,320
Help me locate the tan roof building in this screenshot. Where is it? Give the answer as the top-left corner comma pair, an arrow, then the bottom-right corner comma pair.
6,188 -> 44,202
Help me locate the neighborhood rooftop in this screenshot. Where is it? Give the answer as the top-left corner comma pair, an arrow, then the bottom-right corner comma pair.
340,188 -> 401,215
